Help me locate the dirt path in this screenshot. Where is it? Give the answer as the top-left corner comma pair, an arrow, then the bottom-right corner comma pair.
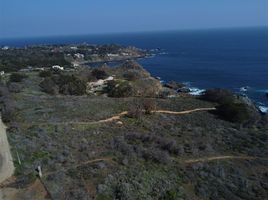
0,117 -> 14,184
19,107 -> 216,126
183,155 -> 267,164
89,107 -> 216,124
90,111 -> 128,124
153,107 -> 216,115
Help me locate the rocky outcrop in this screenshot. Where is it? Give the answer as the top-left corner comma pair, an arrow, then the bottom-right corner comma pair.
163,81 -> 185,90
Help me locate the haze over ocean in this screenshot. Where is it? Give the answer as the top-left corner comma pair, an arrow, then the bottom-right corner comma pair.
1,27 -> 268,112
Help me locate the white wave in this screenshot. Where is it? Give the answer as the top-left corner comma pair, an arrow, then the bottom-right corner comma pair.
189,87 -> 205,96
239,86 -> 250,92
258,106 -> 268,114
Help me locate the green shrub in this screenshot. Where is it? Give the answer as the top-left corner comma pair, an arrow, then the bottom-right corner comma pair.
57,74 -> 87,95
142,148 -> 171,164
216,103 -> 250,123
9,73 -> 27,82
39,74 -> 87,95
39,70 -> 52,77
106,80 -> 133,98
39,77 -> 59,95
159,190 -> 180,200
91,68 -> 108,80
127,103 -> 143,119
201,88 -> 234,104
1,98 -> 16,123
143,99 -> 156,114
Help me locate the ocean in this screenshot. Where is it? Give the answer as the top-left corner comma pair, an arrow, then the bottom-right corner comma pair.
1,27 -> 268,112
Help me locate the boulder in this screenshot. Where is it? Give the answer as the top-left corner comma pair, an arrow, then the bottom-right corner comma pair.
177,87 -> 191,93
164,81 -> 185,90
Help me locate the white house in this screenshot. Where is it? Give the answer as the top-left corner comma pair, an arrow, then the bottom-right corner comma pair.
70,46 -> 78,50
1,46 -> 9,50
74,53 -> 84,59
52,65 -> 64,71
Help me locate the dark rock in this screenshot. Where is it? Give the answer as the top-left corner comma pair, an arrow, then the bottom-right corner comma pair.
177,87 -> 190,93
164,81 -> 185,90
266,93 -> 268,98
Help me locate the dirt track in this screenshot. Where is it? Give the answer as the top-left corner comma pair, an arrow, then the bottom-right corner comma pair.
18,107 -> 216,126
183,155 -> 266,164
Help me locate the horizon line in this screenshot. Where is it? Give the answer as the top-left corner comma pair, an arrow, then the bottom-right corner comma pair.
1,25 -> 267,42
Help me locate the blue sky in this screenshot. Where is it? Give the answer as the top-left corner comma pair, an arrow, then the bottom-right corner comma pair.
0,0 -> 268,38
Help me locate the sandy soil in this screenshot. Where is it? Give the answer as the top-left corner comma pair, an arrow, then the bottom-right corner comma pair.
0,117 -> 14,183
0,179 -> 48,200
0,117 -> 15,200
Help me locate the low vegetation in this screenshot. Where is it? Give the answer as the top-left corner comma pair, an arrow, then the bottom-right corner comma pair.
91,68 -> 109,80
216,102 -> 251,123
201,88 -> 235,104
0,55 -> 267,200
201,88 -> 261,123
39,70 -> 52,77
106,80 -> 134,98
39,74 -> 87,95
9,72 -> 27,82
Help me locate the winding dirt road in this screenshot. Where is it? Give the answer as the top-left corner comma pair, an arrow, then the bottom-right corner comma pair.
18,107 -> 216,126
183,155 -> 266,164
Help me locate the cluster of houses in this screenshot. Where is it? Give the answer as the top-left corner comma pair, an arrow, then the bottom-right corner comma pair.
1,46 -> 9,50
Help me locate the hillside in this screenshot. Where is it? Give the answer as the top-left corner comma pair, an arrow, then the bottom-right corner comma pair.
0,49 -> 267,200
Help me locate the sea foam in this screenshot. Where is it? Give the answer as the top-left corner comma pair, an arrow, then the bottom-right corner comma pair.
189,87 -> 205,96
258,106 -> 268,114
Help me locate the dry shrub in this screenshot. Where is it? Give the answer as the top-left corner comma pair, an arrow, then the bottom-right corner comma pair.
142,148 -> 171,164
143,99 -> 156,114
127,103 -> 143,119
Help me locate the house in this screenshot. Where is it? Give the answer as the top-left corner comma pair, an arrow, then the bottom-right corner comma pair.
74,53 -> 84,59
70,46 -> 78,50
1,46 -> 9,50
52,65 -> 64,71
